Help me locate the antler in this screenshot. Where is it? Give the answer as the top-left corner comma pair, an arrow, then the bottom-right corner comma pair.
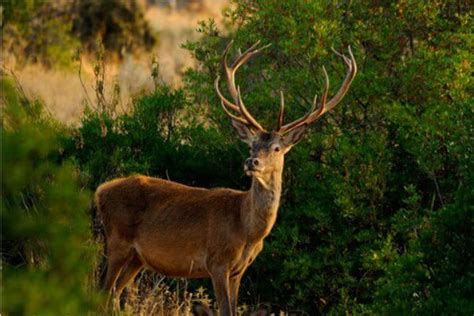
215,40 -> 271,132
277,46 -> 357,134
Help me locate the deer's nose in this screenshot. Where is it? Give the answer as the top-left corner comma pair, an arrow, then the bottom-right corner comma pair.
245,158 -> 260,168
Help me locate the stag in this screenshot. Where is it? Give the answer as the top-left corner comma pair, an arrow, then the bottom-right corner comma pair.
96,41 -> 357,316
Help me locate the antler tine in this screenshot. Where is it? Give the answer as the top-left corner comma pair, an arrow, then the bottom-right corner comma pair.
279,94 -> 319,133
217,74 -> 264,131
232,40 -> 261,67
214,76 -> 240,112
331,46 -> 351,66
222,40 -> 239,103
317,45 -> 357,115
320,66 -> 330,106
216,40 -> 270,132
232,42 -> 272,70
222,40 -> 271,101
237,86 -> 265,131
217,75 -> 260,128
277,90 -> 285,131
279,46 -> 357,134
219,100 -> 250,126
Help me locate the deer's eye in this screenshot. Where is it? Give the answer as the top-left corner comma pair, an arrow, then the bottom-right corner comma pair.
274,146 -> 281,152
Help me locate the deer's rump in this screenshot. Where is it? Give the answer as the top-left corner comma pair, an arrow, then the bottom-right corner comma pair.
95,176 -> 150,238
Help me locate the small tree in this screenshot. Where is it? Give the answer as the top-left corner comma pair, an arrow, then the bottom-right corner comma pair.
1,77 -> 102,315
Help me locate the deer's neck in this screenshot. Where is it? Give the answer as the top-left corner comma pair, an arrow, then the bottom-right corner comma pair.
244,169 -> 283,241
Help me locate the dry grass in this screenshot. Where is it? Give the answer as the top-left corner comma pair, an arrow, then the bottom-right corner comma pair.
144,0 -> 229,85
102,273 -> 275,316
111,275 -> 215,316
4,56 -> 155,124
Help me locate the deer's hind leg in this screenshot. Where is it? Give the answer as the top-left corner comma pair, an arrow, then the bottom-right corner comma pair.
102,236 -> 134,295
114,250 -> 144,294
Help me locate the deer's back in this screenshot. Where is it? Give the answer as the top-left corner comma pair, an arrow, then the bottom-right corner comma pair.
95,175 -> 245,240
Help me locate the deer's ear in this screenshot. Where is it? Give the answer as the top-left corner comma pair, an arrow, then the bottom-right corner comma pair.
282,125 -> 308,149
231,118 -> 255,145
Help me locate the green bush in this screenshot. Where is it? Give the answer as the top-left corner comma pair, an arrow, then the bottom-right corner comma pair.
371,185 -> 474,315
1,78 -> 102,315
64,85 -> 244,191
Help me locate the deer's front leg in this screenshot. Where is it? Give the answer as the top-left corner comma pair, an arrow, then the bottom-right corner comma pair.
210,267 -> 232,316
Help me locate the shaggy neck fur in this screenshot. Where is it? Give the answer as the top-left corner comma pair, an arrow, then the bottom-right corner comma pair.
243,165 -> 283,241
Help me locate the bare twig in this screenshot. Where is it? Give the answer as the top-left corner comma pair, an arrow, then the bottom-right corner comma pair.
77,54 -> 95,109
429,172 -> 445,207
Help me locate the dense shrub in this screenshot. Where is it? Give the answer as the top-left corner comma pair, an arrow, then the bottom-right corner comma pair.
1,77 -> 102,314
64,85 -> 244,191
371,186 -> 474,315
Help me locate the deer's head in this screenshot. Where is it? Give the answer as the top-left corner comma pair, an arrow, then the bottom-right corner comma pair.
215,41 -> 357,179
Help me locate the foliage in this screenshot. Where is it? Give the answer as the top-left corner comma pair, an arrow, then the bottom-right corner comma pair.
1,77 -> 102,315
63,84 -> 244,191
371,185 -> 474,315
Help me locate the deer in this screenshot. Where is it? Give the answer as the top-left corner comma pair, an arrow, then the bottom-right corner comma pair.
95,40 -> 357,316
